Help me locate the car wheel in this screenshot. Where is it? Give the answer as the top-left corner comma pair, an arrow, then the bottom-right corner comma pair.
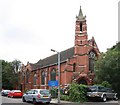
22,97 -> 26,102
33,98 -> 37,104
102,95 -> 107,102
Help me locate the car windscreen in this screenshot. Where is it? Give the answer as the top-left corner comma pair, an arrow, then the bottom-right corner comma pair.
40,90 -> 50,95
4,90 -> 10,92
87,86 -> 98,92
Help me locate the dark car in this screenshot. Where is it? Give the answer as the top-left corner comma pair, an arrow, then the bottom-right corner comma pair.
87,86 -> 118,102
1,90 -> 10,96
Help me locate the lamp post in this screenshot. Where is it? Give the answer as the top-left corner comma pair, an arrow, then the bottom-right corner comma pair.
22,72 -> 25,91
51,49 -> 61,104
45,69 -> 48,89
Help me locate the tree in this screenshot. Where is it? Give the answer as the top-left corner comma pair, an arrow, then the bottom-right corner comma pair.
12,59 -> 22,73
2,60 -> 22,90
95,42 -> 120,95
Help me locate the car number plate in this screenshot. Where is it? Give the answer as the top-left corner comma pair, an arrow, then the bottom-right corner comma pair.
43,96 -> 48,98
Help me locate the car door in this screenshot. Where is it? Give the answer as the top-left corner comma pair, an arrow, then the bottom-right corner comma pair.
110,90 -> 116,99
24,91 -> 31,101
28,90 -> 34,102
105,88 -> 111,98
106,88 -> 114,99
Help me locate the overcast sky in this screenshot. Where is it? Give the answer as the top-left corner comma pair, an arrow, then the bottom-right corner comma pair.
0,0 -> 119,64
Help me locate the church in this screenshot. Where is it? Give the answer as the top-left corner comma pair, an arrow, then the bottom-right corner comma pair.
19,6 -> 100,92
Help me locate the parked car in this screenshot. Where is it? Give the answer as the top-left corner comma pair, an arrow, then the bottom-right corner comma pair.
86,86 -> 118,102
8,90 -> 23,98
1,90 -> 10,96
22,89 -> 51,104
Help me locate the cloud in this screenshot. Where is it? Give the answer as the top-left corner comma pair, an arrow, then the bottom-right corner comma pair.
0,23 -> 34,47
4,27 -> 33,42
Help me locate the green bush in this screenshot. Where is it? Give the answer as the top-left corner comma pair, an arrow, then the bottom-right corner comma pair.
68,83 -> 87,102
50,88 -> 64,98
50,83 -> 87,102
60,95 -> 69,101
101,81 -> 111,88
50,88 -> 58,98
94,81 -> 112,88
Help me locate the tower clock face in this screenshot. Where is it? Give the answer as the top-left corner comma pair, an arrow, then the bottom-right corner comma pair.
89,51 -> 96,59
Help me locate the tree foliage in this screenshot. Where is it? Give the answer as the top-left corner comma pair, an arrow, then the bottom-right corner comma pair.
95,42 -> 120,95
1,60 -> 21,90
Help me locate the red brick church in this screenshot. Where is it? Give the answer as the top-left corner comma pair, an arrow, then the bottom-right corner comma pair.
19,6 -> 100,92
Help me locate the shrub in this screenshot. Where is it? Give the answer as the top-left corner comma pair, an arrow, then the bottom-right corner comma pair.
50,83 -> 87,102
50,88 -> 58,98
101,81 -> 111,88
68,83 -> 87,102
50,88 -> 64,98
60,95 -> 69,101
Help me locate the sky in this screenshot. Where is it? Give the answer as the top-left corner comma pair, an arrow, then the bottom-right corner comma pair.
0,0 -> 119,64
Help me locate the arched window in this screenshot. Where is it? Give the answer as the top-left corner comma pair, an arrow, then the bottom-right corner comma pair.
41,71 -> 45,85
51,68 -> 56,81
33,73 -> 37,85
89,51 -> 96,72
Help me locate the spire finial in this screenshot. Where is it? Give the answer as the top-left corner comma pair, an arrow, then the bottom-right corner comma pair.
79,6 -> 83,17
76,6 -> 86,21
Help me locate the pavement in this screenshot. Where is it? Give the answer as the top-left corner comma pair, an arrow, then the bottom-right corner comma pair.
51,98 -> 84,105
51,98 -> 74,104
118,100 -> 120,105
51,98 -> 120,105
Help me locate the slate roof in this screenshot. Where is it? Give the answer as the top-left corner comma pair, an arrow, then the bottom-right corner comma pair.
30,47 -> 74,70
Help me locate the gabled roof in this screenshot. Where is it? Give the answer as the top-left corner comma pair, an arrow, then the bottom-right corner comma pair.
29,63 -> 40,70
30,47 -> 74,70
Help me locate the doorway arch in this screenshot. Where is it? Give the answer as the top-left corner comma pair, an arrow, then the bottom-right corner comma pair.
78,78 -> 87,85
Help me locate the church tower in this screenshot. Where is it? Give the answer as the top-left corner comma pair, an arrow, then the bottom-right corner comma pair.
73,6 -> 100,85
74,6 -> 88,55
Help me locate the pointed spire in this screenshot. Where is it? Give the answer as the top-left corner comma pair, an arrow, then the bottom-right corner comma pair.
76,6 -> 86,21
78,6 -> 83,17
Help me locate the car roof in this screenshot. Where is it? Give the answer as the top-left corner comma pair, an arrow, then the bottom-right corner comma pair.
3,90 -> 10,91
88,85 -> 104,88
12,90 -> 21,92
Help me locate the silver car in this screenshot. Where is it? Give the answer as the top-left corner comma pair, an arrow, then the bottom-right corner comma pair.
1,90 -> 10,96
87,86 -> 118,102
22,89 -> 51,104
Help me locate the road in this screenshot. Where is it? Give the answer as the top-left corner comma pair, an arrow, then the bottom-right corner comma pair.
1,96 -> 120,105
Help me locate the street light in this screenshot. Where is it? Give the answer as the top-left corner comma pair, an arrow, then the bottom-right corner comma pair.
51,49 -> 61,104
